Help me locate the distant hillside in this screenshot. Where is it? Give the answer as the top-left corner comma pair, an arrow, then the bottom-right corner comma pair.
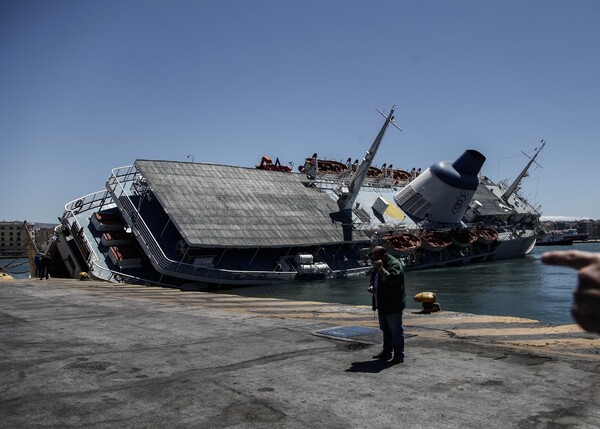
540,216 -> 597,222
34,222 -> 58,228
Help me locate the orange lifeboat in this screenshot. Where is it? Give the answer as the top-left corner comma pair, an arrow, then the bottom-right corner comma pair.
381,233 -> 421,253
256,156 -> 292,172
475,228 -> 499,244
318,159 -> 347,174
392,169 -> 412,183
419,231 -> 452,252
299,156 -> 347,175
367,166 -> 382,178
450,229 -> 478,248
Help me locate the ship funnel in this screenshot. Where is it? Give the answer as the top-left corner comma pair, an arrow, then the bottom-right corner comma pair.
452,150 -> 486,181
394,150 -> 486,225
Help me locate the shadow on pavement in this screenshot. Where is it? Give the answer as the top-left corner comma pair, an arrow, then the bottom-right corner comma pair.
345,359 -> 395,373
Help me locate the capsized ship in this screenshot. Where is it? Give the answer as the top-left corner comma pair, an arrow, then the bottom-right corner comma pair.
46,107 -> 544,287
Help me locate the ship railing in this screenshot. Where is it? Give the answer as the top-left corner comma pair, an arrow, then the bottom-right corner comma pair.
62,189 -> 118,281
62,190 -> 184,286
106,165 -> 297,284
64,189 -> 115,219
311,174 -> 403,189
329,266 -> 372,277
88,259 -> 166,286
63,189 -> 154,283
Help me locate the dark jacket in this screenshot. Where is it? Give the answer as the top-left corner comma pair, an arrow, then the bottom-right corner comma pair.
371,254 -> 406,315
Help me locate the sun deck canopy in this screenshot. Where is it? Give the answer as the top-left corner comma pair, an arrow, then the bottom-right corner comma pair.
135,160 -> 368,248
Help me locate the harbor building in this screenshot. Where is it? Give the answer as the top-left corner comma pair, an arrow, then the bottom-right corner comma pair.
0,221 -> 56,257
0,221 -> 33,257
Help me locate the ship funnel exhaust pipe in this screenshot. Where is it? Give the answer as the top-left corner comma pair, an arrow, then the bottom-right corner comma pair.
452,150 -> 486,180
394,149 -> 486,225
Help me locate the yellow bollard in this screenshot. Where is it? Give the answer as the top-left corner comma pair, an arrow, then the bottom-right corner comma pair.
413,292 -> 441,313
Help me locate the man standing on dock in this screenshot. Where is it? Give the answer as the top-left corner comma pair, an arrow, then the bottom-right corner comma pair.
368,246 -> 406,364
38,255 -> 50,280
34,253 -> 42,278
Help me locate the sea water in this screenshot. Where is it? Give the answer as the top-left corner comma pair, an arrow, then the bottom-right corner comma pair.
0,258 -> 31,279
4,244 -> 599,325
221,242 -> 600,326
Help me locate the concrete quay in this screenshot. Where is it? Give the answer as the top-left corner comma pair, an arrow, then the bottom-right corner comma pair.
1,278 -> 599,428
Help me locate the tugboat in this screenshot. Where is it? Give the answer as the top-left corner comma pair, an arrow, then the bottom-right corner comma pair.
536,230 -> 574,246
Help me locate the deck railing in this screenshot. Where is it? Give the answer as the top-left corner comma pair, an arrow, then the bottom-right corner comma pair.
62,190 -> 112,280
106,165 -> 297,284
62,189 -> 157,284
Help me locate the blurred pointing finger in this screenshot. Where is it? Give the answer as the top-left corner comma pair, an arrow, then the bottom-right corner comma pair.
541,250 -> 600,270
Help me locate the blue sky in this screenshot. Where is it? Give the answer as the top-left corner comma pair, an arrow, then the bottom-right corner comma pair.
2,0 -> 599,223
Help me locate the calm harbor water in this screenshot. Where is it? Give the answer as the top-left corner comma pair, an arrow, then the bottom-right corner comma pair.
221,242 -> 600,326
0,258 -> 31,278
3,243 -> 599,325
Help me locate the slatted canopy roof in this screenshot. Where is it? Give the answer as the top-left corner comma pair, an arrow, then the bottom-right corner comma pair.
135,160 -> 369,248
472,183 -> 538,217
471,185 -> 507,216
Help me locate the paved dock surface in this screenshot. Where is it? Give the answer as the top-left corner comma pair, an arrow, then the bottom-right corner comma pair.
1,278 -> 599,428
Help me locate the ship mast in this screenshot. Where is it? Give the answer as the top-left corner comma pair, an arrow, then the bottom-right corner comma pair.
501,140 -> 546,202
337,106 -> 400,211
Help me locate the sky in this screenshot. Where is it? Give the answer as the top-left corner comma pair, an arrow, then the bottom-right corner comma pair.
1,0 -> 599,223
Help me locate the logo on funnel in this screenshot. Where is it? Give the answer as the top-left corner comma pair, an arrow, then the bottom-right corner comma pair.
452,193 -> 467,214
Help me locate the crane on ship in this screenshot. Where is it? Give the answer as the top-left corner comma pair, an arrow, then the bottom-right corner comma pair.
331,106 -> 401,240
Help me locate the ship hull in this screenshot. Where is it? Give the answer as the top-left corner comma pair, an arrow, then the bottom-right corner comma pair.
45,120 -> 542,287
47,165 -> 540,288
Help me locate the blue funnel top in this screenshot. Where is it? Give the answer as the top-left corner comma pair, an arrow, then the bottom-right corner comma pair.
430,150 -> 486,190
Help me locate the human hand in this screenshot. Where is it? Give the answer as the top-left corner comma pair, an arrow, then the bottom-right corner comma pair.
541,250 -> 600,334
374,260 -> 383,270
367,285 -> 374,294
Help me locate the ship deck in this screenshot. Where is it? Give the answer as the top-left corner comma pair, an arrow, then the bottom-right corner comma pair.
136,160 -> 371,248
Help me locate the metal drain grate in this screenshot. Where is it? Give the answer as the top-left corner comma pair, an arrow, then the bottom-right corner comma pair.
315,326 -> 379,339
